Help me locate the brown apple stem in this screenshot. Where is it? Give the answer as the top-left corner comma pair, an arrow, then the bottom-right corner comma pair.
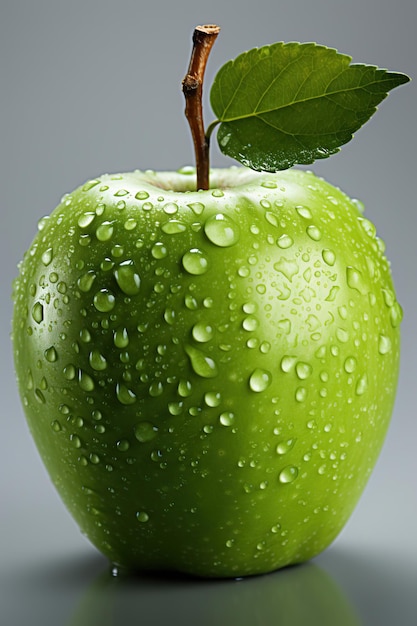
182,24 -> 220,191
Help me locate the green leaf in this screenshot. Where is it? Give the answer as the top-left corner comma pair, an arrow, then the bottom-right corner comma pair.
210,42 -> 410,171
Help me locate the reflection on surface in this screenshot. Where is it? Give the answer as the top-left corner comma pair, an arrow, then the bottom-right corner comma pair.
2,546 -> 416,626
67,560 -> 359,626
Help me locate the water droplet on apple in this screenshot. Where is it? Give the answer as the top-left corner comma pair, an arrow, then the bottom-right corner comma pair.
192,322 -> 213,343
116,383 -> 137,405
63,364 -> 76,380
346,266 -> 366,294
164,308 -> 176,325
344,356 -> 357,373
135,190 -> 149,201
182,249 -> 209,275
94,289 -> 116,312
336,328 -> 349,343
77,271 -> 96,292
185,345 -> 218,378
185,201 -> 204,216
70,434 -> 82,449
306,225 -> 322,241
295,362 -> 312,380
249,368 -> 272,392
124,217 -> 137,231
204,391 -> 221,407
265,211 -> 279,228
151,242 -> 168,259
295,387 -> 307,402
296,205 -> 312,219
278,465 -> 298,484
163,202 -> 178,215
322,248 -> 336,266
219,412 -> 235,426
178,380 -> 193,397
280,355 -> 296,373
32,301 -> 44,324
89,350 -> 107,371
136,511 -> 149,523
378,334 -> 392,355
78,212 -> 96,228
276,439 -> 296,455
44,346 -> 58,362
96,221 -> 114,241
78,370 -> 95,392
277,234 -> 294,249
242,316 -> 258,331
114,261 -> 141,295
51,420 -> 62,432
162,220 -> 187,234
149,382 -> 163,397
355,374 -> 368,396
41,247 -> 53,266
204,213 -> 240,247
134,421 -> 158,443
114,327 -> 129,348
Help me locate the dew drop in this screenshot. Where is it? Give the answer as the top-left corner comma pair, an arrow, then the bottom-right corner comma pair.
178,380 -> 193,397
278,465 -> 299,484
93,289 -> 116,312
276,439 -> 296,455
344,356 -> 357,373
78,370 -> 95,392
41,247 -> 53,266
182,249 -> 209,275
44,346 -> 58,362
277,234 -> 294,249
204,213 -> 240,247
192,322 -> 213,343
77,271 -> 97,293
280,355 -> 296,373
135,190 -> 149,201
136,511 -> 149,523
296,205 -> 312,219
117,439 -> 130,451
249,368 -> 272,392
32,302 -> 44,324
151,242 -> 168,259
355,374 -> 368,396
322,249 -> 336,266
51,420 -> 62,432
63,364 -> 76,380
219,412 -> 235,426
185,345 -> 218,378
295,387 -> 307,402
89,350 -> 107,371
187,202 -> 205,215
163,202 -> 179,215
242,316 -> 258,332
295,362 -> 312,380
114,327 -> 129,348
346,266 -> 366,294
306,225 -> 322,241
116,383 -> 137,405
114,260 -> 141,296
204,391 -> 221,407
378,334 -> 392,355
149,381 -> 163,397
96,221 -> 114,242
78,212 -> 96,228
134,421 -> 158,443
162,220 -> 187,235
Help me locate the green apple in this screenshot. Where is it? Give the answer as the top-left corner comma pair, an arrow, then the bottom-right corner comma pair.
12,165 -> 401,577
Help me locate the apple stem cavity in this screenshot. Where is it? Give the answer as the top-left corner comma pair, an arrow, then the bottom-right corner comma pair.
182,24 -> 220,191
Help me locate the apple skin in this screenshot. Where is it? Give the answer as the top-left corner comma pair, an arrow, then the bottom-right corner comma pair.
12,166 -> 401,577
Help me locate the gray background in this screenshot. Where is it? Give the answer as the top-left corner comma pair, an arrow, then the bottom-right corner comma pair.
1,0 -> 416,624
